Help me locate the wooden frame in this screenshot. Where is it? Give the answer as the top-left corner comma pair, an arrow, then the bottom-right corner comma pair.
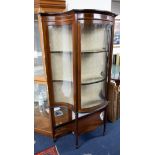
77,19 -> 114,113
34,0 -> 66,14
35,9 -> 116,148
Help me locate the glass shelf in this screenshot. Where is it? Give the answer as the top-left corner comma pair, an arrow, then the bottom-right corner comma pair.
81,49 -> 107,53
49,49 -> 107,54
81,77 -> 106,85
52,76 -> 105,85
50,51 -> 72,53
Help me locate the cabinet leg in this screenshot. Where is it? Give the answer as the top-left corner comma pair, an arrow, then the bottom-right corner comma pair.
53,138 -> 56,143
75,135 -> 79,149
103,109 -> 107,136
75,111 -> 79,149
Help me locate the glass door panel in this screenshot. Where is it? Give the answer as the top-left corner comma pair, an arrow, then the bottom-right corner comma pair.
48,24 -> 74,126
34,15 -> 45,77
48,24 -> 74,106
34,83 -> 50,132
80,20 -> 112,109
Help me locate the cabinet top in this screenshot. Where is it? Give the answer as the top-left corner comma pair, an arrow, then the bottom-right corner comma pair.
39,9 -> 117,17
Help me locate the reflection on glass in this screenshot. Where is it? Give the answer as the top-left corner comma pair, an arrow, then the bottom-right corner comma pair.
48,25 -> 72,52
81,81 -> 106,109
81,23 -> 109,52
34,83 -> 50,132
34,18 -> 44,76
54,107 -> 72,126
80,21 -> 111,109
111,64 -> 120,80
51,53 -> 73,81
81,52 -> 107,83
53,82 -> 74,105
48,25 -> 74,105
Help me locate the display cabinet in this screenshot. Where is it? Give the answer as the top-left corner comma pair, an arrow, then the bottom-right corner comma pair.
35,9 -> 116,147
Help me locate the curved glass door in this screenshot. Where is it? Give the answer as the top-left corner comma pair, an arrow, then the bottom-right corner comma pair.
48,24 -> 74,126
79,20 -> 112,109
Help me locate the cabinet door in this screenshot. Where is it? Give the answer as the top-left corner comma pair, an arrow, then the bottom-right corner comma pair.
79,20 -> 112,110
47,23 -> 75,126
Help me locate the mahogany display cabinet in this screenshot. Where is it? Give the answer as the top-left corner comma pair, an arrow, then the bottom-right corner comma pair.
34,9 -> 116,147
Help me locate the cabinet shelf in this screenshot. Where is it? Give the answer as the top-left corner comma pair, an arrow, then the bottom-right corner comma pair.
81,49 -> 107,53
50,49 -> 107,54
50,51 -> 72,53
52,77 -> 105,85
52,80 -> 73,83
81,77 -> 105,85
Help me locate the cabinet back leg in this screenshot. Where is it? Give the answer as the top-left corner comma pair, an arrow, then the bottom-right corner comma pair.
75,135 -> 79,149
103,108 -> 107,136
53,137 -> 56,143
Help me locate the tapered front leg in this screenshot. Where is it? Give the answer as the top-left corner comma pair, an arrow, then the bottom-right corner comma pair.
103,108 -> 107,136
53,137 -> 56,143
75,112 -> 79,149
75,135 -> 79,149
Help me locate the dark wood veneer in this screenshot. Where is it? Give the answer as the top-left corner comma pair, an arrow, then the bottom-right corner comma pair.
35,9 -> 116,148
40,9 -> 116,17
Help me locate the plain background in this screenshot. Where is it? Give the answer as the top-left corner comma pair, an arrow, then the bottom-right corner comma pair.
66,0 -> 111,11
0,0 -> 155,155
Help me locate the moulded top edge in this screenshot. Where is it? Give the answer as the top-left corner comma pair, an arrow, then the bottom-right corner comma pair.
39,9 -> 117,17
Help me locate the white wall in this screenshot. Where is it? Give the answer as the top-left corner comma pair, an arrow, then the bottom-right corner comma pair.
111,0 -> 120,14
66,0 -> 111,11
